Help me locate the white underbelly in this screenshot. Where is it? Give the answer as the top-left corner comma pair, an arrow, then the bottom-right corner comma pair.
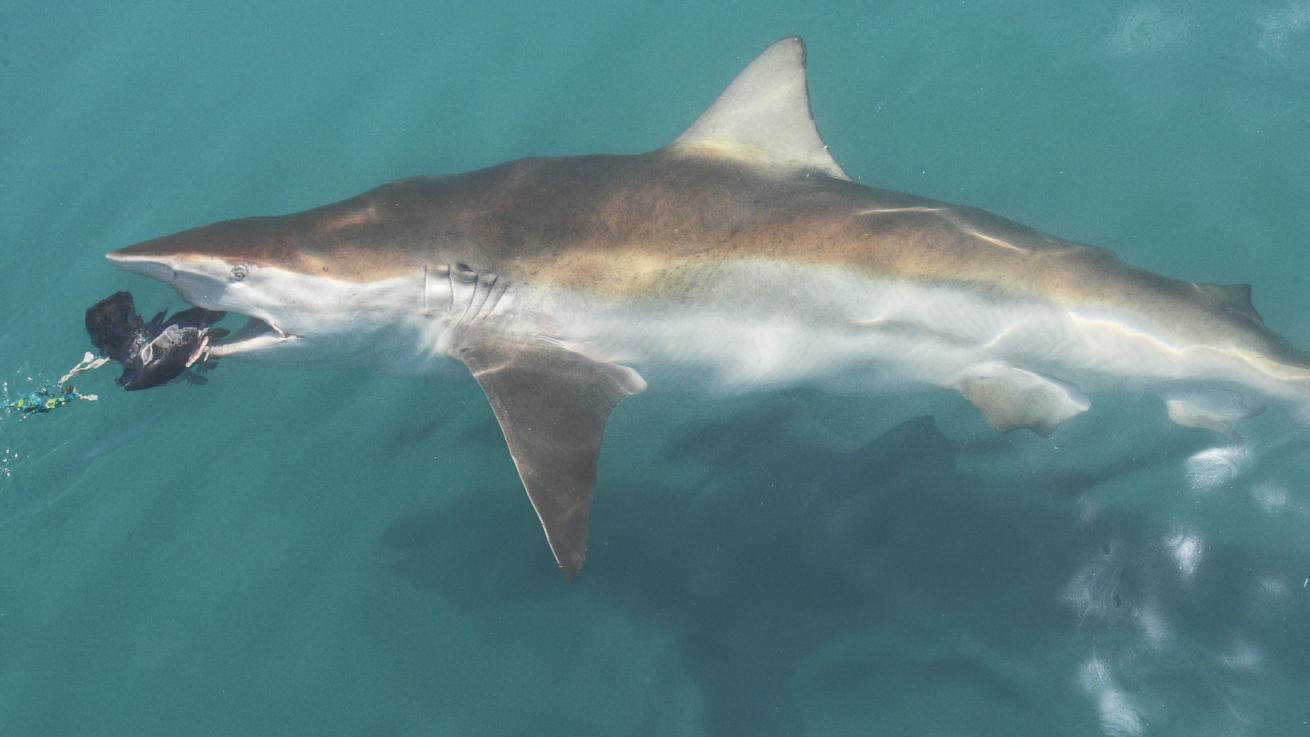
534,266 -> 1284,406
218,260 -> 1304,422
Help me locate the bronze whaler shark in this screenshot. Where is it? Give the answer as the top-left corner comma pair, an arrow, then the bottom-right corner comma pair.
107,38 -> 1310,578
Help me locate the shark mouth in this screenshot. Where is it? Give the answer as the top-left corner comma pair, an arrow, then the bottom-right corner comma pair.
207,315 -> 295,358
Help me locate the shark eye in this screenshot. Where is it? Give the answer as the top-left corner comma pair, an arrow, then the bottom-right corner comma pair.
229,265 -> 249,281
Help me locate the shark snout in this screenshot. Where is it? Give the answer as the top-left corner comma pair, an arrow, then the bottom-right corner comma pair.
106,251 -> 178,283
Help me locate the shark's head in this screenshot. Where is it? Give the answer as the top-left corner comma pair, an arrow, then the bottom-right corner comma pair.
108,222 -> 298,359
106,211 -> 414,362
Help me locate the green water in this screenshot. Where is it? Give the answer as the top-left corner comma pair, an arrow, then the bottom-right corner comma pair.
2,2 -> 1309,735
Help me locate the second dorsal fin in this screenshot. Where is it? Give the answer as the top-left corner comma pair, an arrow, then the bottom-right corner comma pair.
666,36 -> 851,181
1194,282 -> 1263,326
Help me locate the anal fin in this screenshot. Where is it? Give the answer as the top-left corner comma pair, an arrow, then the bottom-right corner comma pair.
459,339 -> 646,580
952,363 -> 1089,436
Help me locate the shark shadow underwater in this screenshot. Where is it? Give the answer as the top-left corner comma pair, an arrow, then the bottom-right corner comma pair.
106,37 -> 1310,579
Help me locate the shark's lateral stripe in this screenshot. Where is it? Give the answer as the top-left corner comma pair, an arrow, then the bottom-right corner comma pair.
106,37 -> 1309,578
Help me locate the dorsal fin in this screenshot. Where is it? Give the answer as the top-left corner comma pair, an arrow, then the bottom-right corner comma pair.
1194,282 -> 1263,326
666,36 -> 851,181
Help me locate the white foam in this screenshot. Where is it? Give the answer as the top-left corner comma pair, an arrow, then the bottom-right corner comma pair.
1078,658 -> 1146,737
1163,529 -> 1204,580
1249,482 -> 1289,514
1222,638 -> 1264,675
1133,604 -> 1171,648
1185,445 -> 1249,492
1256,3 -> 1310,62
1062,547 -> 1125,625
1102,4 -> 1194,58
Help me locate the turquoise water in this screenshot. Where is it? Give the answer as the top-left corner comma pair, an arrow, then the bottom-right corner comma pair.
3,1 -> 1309,734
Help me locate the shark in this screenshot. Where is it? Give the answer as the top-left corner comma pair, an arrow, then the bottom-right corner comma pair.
106,37 -> 1310,578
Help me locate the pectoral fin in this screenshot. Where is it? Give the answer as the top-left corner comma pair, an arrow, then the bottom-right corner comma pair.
459,340 -> 646,580
952,363 -> 1090,436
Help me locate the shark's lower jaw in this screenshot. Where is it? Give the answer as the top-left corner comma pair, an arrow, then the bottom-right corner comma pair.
207,315 -> 297,358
